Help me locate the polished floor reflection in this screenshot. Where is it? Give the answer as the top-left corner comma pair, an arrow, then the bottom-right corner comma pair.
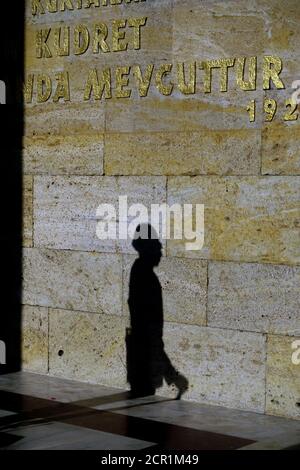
0,372 -> 299,450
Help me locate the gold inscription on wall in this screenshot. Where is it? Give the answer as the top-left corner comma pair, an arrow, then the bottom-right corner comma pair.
35,17 -> 147,57
32,0 -> 147,16
26,0 -> 299,123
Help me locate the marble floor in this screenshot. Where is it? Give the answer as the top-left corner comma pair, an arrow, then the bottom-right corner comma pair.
0,372 -> 299,450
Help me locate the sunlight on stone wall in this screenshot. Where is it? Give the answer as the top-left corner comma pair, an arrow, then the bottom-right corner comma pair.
22,0 -> 299,420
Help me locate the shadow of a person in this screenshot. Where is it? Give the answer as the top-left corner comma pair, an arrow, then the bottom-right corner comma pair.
126,224 -> 188,399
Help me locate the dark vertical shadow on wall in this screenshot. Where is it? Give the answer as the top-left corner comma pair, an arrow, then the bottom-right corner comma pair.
0,2 -> 25,373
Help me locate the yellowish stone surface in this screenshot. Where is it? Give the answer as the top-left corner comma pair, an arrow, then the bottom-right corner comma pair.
22,305 -> 48,374
105,130 -> 261,176
23,134 -> 104,175
49,308 -> 128,388
23,175 -> 33,248
160,322 -> 266,413
21,0 -> 300,419
266,334 -> 300,420
208,262 -> 300,335
262,123 -> 300,175
33,175 -> 166,253
167,176 -> 300,265
23,248 -> 123,316
24,102 -> 106,137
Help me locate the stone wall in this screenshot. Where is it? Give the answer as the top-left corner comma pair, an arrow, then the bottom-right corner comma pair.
22,0 -> 300,419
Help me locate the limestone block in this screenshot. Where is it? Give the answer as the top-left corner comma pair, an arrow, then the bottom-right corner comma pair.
208,261 -> 300,335
160,322 -> 266,413
123,255 -> 207,326
105,129 -> 261,176
105,132 -> 170,176
22,248 -> 122,316
105,89 -> 263,134
167,176 -> 300,265
262,123 -> 300,176
33,176 -> 166,253
24,102 -> 106,137
22,305 -> 48,373
49,308 -> 128,388
266,334 -> 300,420
260,0 -> 300,83
173,1 -> 266,60
23,134 -> 104,175
23,175 -> 33,248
